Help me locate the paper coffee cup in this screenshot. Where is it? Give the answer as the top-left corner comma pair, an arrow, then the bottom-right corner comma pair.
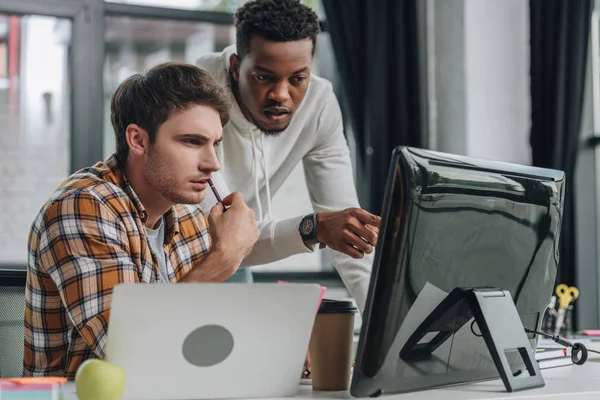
309,299 -> 357,391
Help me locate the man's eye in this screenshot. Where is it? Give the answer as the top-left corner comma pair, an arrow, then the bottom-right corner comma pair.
256,75 -> 270,82
293,76 -> 307,84
184,139 -> 201,145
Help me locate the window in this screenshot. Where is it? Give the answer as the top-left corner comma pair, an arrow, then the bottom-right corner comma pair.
0,14 -> 71,266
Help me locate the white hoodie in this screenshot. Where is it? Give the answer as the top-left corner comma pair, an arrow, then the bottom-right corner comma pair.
197,45 -> 372,312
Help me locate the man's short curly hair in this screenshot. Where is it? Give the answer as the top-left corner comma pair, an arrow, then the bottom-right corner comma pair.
234,0 -> 321,59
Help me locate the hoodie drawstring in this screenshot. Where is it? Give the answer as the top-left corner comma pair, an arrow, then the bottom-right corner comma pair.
248,129 -> 273,222
248,129 -> 263,221
260,133 -> 273,220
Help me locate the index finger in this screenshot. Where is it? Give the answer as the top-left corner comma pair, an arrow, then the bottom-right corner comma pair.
352,208 -> 382,227
222,191 -> 243,207
209,202 -> 226,217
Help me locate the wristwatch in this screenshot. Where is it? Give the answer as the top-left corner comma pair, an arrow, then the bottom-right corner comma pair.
299,213 -> 319,245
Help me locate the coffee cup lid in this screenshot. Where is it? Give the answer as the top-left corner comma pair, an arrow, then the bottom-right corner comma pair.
318,298 -> 358,314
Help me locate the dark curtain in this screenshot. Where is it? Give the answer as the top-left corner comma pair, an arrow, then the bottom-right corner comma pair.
322,0 -> 422,214
529,0 -> 593,287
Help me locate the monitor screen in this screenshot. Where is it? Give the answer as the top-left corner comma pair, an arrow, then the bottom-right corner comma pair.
351,147 -> 565,397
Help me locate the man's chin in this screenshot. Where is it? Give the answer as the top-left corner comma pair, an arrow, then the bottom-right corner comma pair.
167,191 -> 205,205
257,123 -> 290,136
253,114 -> 291,136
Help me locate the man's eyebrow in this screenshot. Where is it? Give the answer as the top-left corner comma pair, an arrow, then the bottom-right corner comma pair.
292,67 -> 308,74
178,133 -> 210,140
254,66 -> 276,74
254,65 -> 309,75
178,133 -> 222,143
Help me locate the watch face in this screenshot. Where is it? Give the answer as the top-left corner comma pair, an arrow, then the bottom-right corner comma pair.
300,218 -> 315,236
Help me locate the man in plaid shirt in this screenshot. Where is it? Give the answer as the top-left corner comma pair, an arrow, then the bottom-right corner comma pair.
23,62 -> 260,378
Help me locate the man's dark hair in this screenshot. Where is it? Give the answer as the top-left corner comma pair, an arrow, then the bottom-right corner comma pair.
110,62 -> 230,166
234,0 -> 321,59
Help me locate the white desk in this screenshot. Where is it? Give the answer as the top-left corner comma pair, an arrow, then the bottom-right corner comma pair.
62,359 -> 600,400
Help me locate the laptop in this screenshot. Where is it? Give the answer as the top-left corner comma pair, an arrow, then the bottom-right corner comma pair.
105,282 -> 322,400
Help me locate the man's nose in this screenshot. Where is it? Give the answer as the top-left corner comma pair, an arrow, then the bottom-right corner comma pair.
268,81 -> 290,103
201,148 -> 221,172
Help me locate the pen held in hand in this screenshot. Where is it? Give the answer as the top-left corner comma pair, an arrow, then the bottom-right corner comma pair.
207,178 -> 226,211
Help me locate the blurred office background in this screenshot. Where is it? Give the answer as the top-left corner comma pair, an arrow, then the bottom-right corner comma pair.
0,0 -> 599,330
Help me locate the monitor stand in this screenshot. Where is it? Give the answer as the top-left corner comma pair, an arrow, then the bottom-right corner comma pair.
399,287 -> 544,393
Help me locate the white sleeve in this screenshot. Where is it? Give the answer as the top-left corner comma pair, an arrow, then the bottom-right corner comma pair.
301,89 -> 373,313
200,172 -> 312,268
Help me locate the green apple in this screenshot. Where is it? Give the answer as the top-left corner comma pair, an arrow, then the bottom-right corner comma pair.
75,359 -> 126,400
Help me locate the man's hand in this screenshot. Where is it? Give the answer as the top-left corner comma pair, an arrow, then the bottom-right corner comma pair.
316,208 -> 381,259
181,192 -> 259,282
208,192 -> 260,265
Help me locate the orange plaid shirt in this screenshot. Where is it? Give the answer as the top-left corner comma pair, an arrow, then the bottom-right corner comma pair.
24,155 -> 211,379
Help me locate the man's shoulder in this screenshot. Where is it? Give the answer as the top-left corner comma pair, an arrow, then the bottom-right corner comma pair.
308,74 -> 335,94
28,171 -> 133,263
42,166 -> 131,220
294,74 -> 339,131
301,74 -> 337,114
195,46 -> 233,85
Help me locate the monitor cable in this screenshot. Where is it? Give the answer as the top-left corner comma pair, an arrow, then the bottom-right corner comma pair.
524,328 -> 600,365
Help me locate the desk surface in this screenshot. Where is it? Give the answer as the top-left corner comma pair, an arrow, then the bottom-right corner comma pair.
62,359 -> 600,400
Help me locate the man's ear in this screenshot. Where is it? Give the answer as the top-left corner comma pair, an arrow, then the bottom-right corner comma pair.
229,54 -> 241,82
125,124 -> 150,158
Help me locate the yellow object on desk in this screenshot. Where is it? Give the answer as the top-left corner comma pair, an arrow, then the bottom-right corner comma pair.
556,284 -> 579,310
554,284 -> 579,335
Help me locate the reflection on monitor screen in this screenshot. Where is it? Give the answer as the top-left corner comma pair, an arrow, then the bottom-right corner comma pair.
351,147 -> 565,397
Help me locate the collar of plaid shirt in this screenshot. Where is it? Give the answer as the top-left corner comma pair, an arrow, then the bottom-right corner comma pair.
23,154 -> 212,379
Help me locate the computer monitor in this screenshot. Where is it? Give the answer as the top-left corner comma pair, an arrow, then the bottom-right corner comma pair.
351,147 -> 565,397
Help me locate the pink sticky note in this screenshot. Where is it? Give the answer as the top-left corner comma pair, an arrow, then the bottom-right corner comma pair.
0,381 -> 62,392
580,329 -> 600,336
278,280 -> 327,311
